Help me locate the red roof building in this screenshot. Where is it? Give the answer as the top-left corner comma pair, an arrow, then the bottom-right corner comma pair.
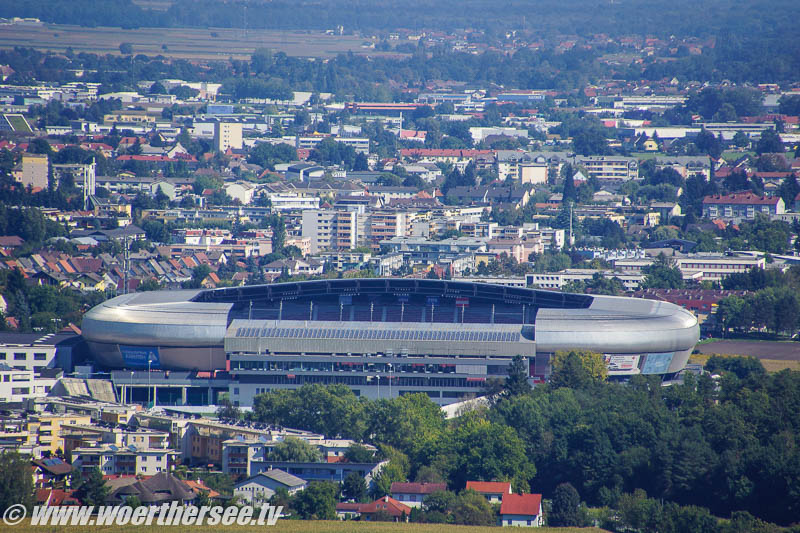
466,481 -> 512,503
390,482 -> 446,508
702,193 -> 785,220
499,493 -> 544,527
336,496 -> 412,521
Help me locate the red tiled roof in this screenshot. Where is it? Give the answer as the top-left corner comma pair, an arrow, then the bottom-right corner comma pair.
500,493 -> 542,516
390,482 -> 446,495
400,148 -> 493,158
357,497 -> 412,517
702,193 -> 780,206
36,489 -> 81,506
466,481 -> 512,494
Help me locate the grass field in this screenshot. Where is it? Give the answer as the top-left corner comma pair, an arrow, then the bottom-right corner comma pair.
11,519 -> 608,533
689,353 -> 800,373
0,23 -> 387,60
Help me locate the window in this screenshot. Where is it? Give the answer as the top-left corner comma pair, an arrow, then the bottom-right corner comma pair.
34,353 -> 47,361
13,353 -> 26,360
0,353 -> 5,360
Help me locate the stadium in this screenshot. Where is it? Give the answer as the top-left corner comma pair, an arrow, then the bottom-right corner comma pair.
82,278 -> 700,405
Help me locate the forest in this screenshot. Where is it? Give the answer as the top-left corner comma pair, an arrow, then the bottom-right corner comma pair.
246,354 -> 800,529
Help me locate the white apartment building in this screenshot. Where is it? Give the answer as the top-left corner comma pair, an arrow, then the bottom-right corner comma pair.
527,270 -> 645,291
72,444 -> 177,476
576,156 -> 638,181
0,365 -> 56,403
302,209 -> 359,254
267,193 -> 320,211
612,255 -> 766,282
214,122 -> 243,152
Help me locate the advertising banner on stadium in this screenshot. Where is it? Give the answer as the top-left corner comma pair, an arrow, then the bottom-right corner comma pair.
119,345 -> 161,368
604,355 -> 640,374
641,352 -> 674,374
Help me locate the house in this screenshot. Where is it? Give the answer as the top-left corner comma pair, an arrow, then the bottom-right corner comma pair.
337,496 -> 412,522
263,259 -> 323,277
390,482 -> 446,508
466,481 -> 512,503
499,493 -> 544,527
35,488 -> 81,507
233,469 -> 307,504
32,457 -> 73,488
702,193 -> 785,221
106,472 -> 195,505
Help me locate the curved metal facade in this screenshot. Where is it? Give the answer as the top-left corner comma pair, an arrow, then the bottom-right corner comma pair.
82,279 -> 699,373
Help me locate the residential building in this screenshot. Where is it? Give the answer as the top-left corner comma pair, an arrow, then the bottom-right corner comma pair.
702,193 -> 785,221
390,482 -> 446,508
499,493 -> 544,527
214,122 -> 243,152
612,254 -> 766,282
14,153 -> 49,190
302,209 -> 360,253
0,365 -> 54,402
267,193 -> 320,211
27,413 -> 93,455
234,470 -> 307,504
576,155 -> 638,181
466,481 -> 512,503
72,444 -> 177,475
336,496 -> 412,522
106,472 -> 195,505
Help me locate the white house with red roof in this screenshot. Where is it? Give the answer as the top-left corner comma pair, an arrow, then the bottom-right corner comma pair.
466,480 -> 512,503
336,495 -> 412,521
702,192 -> 785,221
499,493 -> 544,527
390,481 -> 446,508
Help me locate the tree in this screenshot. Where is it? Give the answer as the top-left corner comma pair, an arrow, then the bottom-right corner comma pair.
344,444 -> 375,463
641,253 -> 684,289
119,42 -> 133,55
549,350 -> 607,388
28,138 -> 53,155
450,489 -> 495,526
0,451 -> 35,512
271,437 -> 322,462
550,482 -> 581,527
216,398 -> 241,420
342,471 -> 367,502
561,164 -> 577,203
149,81 -> 167,95
755,129 -> 784,155
291,481 -> 338,519
75,467 -> 109,506
505,355 -> 531,396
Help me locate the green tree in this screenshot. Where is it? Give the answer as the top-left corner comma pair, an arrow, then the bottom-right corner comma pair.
755,129 -> 784,155
641,253 -> 684,289
0,451 -> 35,512
342,471 -> 367,502
75,467 -> 109,506
450,489 -> 495,526
549,350 -> 608,388
216,398 -> 241,420
344,444 -> 375,463
505,355 -> 531,396
291,481 -> 338,519
550,482 -> 581,527
271,437 -> 322,462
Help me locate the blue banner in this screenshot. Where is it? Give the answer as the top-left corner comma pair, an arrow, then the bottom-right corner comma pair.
120,345 -> 161,368
641,352 -> 674,374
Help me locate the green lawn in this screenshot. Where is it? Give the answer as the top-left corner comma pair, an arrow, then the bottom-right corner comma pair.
11,520 -> 609,533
